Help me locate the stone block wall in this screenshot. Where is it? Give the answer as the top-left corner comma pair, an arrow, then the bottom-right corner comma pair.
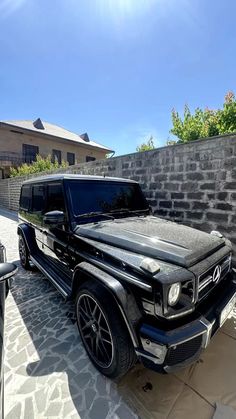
0,133 -> 236,255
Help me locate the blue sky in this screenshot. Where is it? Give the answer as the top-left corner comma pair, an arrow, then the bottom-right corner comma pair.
1,0 -> 236,156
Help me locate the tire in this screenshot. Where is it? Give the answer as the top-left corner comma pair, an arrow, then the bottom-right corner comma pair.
75,281 -> 137,379
18,234 -> 32,270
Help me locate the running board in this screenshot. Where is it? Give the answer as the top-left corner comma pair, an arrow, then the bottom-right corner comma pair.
31,254 -> 71,299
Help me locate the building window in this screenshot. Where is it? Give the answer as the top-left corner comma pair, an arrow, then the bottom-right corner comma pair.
86,156 -> 96,162
52,149 -> 62,164
22,144 -> 39,163
67,152 -> 75,166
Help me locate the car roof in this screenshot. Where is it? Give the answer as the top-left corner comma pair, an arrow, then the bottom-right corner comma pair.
22,174 -> 138,185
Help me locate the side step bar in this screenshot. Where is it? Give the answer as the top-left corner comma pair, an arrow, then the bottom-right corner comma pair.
31,254 -> 72,299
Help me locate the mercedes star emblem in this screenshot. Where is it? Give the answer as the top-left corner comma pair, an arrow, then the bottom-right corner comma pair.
212,265 -> 221,283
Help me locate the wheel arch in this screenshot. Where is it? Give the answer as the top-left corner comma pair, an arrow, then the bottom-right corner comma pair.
72,262 -> 142,348
17,223 -> 37,254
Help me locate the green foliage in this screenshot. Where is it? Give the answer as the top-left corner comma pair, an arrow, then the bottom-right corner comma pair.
136,136 -> 155,152
170,91 -> 236,143
10,154 -> 68,177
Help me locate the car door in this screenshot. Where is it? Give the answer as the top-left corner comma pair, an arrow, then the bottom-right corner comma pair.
42,181 -> 72,279
31,184 -> 46,250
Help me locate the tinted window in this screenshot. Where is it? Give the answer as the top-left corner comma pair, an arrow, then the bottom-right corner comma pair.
32,185 -> 45,212
46,183 -> 65,212
67,180 -> 149,218
20,185 -> 31,210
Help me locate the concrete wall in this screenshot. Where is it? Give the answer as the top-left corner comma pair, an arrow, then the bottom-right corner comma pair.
0,133 -> 236,254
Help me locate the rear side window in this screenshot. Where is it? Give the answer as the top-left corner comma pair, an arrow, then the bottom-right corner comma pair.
20,185 -> 31,210
46,183 -> 65,212
32,185 -> 46,212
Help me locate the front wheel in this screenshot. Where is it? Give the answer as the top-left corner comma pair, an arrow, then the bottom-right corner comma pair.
75,281 -> 136,379
18,235 -> 32,270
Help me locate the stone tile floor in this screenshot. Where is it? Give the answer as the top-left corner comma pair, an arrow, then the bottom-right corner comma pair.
1,207 -> 236,419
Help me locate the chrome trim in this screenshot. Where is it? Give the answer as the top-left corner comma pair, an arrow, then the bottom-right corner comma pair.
200,318 -> 214,348
198,254 -> 231,297
198,275 -> 212,292
31,256 -> 68,298
135,350 -> 164,365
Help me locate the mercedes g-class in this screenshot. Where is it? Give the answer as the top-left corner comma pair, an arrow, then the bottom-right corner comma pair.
18,174 -> 236,378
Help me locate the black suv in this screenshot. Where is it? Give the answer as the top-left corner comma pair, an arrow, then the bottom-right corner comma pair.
18,174 -> 236,378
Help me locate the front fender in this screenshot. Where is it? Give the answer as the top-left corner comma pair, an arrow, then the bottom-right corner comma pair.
72,261 -> 142,347
17,223 -> 37,254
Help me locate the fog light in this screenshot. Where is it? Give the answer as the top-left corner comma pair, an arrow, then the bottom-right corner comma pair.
168,283 -> 181,306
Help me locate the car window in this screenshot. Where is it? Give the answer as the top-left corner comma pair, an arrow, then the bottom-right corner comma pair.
20,185 -> 31,210
32,184 -> 46,212
46,182 -> 65,213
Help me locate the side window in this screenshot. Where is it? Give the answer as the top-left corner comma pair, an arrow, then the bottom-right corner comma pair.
46,183 -> 65,212
20,185 -> 31,210
32,185 -> 46,212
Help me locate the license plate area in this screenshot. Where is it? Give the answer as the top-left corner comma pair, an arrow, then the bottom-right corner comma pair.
220,293 -> 236,327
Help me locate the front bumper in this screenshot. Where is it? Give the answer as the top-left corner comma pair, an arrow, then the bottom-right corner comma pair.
137,275 -> 236,373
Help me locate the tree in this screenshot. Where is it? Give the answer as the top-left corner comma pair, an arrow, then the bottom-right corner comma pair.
170,91 -> 236,143
136,136 -> 156,152
10,154 -> 68,177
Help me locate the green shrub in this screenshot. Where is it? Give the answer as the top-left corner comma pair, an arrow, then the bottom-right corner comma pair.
10,154 -> 68,177
136,136 -> 155,152
170,91 -> 236,143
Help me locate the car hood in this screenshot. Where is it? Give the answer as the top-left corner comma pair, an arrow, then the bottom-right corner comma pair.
75,216 -> 225,268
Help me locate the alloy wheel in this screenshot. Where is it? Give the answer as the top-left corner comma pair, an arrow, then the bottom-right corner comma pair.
19,237 -> 27,264
77,293 -> 114,368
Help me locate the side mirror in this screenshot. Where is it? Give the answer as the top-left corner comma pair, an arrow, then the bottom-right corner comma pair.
43,210 -> 65,226
0,263 -> 17,283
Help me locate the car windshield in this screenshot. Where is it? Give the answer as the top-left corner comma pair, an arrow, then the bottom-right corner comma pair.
67,180 -> 149,221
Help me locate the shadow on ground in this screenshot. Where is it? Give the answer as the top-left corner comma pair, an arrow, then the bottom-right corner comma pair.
5,261 -> 137,419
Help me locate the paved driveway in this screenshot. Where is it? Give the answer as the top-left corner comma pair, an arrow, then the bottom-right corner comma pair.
1,208 -> 236,419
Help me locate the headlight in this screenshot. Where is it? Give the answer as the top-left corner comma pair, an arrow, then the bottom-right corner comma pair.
168,283 -> 181,306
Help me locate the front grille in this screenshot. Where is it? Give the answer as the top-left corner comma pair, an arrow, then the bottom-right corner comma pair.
166,335 -> 202,366
198,254 -> 231,301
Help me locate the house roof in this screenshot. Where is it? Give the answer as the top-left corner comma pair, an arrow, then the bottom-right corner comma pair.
0,119 -> 113,153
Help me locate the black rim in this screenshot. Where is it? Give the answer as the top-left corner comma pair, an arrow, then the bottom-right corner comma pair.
77,293 -> 114,368
19,237 -> 27,265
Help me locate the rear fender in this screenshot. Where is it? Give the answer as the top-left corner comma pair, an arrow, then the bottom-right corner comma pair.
73,261 -> 142,347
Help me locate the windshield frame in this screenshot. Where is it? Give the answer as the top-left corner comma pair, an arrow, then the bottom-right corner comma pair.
65,179 -> 149,225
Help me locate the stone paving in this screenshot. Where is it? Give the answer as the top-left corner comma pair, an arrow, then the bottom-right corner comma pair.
0,208 -> 138,419
1,207 -> 236,419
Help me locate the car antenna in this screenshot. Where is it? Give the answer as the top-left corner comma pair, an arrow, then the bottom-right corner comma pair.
103,173 -> 106,178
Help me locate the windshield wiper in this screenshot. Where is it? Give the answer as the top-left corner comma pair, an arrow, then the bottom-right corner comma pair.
109,208 -> 150,216
76,211 -> 115,220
